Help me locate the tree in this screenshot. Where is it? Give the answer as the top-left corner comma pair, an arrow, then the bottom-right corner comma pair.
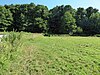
24,3 -> 36,32
0,6 -> 13,31
6,4 -> 21,31
48,5 -> 76,34
1,3 -> 100,35
89,12 -> 100,34
18,13 -> 27,31
64,5 -> 76,17
33,17 -> 47,33
75,7 -> 91,34
48,5 -> 65,34
26,4 -> 49,32
34,5 -> 49,19
83,7 -> 99,34
61,12 -> 77,34
75,8 -> 86,27
86,7 -> 98,18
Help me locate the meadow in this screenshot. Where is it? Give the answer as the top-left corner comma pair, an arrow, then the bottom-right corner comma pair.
0,32 -> 100,75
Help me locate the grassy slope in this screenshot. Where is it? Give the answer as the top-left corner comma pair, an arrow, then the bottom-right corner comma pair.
1,33 -> 100,75
20,33 -> 100,75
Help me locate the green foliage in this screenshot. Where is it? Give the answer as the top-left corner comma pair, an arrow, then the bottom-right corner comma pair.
86,7 -> 98,18
76,27 -> 83,34
2,32 -> 22,48
0,32 -> 23,74
89,12 -> 100,34
0,3 -> 100,35
0,6 -> 13,31
95,34 -> 100,37
61,12 -> 77,34
34,17 -> 47,33
48,5 -> 76,34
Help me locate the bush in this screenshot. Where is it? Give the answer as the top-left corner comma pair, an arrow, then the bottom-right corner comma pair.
95,34 -> 100,37
43,33 -> 50,37
1,32 -> 22,50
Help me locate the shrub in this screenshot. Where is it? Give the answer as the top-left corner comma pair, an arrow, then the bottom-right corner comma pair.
95,34 -> 100,37
43,32 -> 50,37
1,32 -> 22,51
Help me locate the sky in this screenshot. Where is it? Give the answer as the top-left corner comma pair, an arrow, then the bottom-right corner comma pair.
0,0 -> 100,10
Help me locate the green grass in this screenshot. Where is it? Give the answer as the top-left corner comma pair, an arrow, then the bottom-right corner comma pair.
0,33 -> 100,75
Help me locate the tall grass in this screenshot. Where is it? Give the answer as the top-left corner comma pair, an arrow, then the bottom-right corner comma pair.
0,32 -> 23,74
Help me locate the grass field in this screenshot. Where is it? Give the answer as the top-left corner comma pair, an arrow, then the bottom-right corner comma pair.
0,33 -> 100,75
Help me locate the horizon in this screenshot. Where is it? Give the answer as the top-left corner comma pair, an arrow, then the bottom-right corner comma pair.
0,0 -> 100,11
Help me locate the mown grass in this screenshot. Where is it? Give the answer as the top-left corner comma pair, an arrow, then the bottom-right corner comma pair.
0,32 -> 100,75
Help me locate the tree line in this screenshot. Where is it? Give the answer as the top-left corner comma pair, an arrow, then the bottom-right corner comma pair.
0,3 -> 100,35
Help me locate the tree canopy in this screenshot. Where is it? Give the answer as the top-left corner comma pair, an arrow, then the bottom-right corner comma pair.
0,3 -> 100,35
